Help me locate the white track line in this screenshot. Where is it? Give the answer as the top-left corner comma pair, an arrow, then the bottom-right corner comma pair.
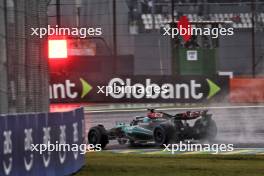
235,148 -> 264,150
85,105 -> 264,113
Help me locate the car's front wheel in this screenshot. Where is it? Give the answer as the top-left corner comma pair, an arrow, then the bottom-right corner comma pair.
153,124 -> 175,146
88,125 -> 109,149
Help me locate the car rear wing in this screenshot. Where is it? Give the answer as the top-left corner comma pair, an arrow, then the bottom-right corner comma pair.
147,109 -> 210,120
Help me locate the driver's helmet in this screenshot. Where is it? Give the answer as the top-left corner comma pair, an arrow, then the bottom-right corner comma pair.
143,117 -> 151,123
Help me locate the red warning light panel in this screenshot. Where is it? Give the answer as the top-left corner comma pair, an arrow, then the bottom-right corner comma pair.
48,39 -> 68,59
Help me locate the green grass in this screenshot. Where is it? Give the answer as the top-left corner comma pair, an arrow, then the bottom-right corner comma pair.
75,152 -> 264,176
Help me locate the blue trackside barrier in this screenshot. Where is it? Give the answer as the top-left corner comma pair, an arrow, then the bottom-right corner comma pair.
0,107 -> 85,176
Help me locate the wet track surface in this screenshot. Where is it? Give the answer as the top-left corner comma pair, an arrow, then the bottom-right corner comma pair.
85,107 -> 264,150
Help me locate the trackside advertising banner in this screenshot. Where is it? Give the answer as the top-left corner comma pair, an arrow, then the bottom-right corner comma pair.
50,75 -> 229,103
0,108 -> 85,176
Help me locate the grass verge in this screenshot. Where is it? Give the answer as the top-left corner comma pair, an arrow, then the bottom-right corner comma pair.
75,152 -> 264,176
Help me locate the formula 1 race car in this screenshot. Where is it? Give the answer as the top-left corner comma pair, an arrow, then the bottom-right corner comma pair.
88,109 -> 217,149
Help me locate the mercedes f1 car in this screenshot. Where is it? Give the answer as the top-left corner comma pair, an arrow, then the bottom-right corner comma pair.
88,109 -> 217,149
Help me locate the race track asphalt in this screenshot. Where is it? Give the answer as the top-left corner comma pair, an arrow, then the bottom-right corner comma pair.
84,106 -> 264,151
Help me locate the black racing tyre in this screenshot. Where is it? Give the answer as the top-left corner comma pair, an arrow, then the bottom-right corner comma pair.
129,140 -> 137,147
194,119 -> 217,141
88,125 -> 109,149
153,124 -> 175,146
117,138 -> 127,145
206,119 -> 217,141
193,119 -> 202,138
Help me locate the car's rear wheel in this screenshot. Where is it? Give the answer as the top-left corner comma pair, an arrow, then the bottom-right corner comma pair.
88,125 -> 109,149
194,119 -> 217,141
205,119 -> 217,140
